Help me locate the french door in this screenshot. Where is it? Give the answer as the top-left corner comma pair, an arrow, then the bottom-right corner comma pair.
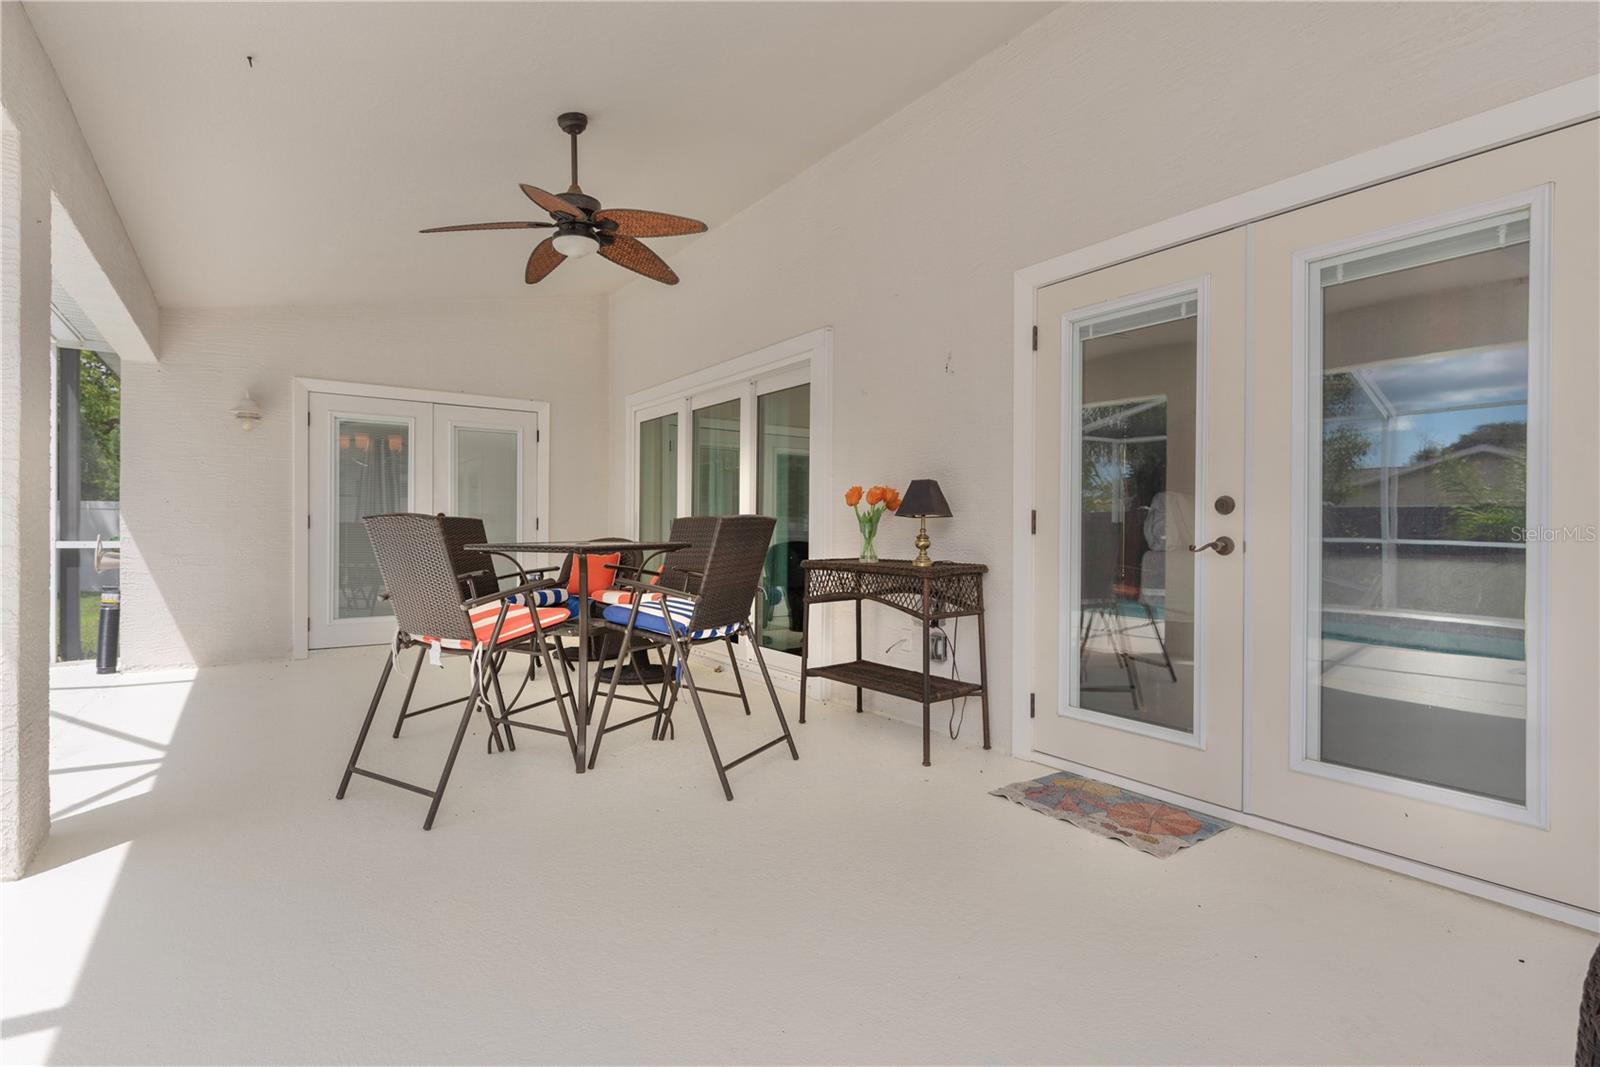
1245,122 -> 1597,910
308,393 -> 540,649
1032,229 -> 1248,808
1032,121 -> 1597,910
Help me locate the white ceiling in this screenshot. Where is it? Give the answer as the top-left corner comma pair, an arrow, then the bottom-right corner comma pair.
28,1 -> 1051,307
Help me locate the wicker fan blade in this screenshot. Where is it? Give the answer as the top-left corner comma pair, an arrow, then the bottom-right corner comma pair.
525,237 -> 566,284
520,184 -> 587,219
593,208 -> 707,238
420,221 -> 554,233
599,235 -> 678,285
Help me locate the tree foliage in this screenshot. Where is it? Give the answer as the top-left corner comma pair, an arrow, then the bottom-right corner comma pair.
77,351 -> 120,501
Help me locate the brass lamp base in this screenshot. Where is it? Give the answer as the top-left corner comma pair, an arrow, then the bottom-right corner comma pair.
912,518 -> 933,567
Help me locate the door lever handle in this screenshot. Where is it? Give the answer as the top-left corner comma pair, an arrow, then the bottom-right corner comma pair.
1187,536 -> 1235,556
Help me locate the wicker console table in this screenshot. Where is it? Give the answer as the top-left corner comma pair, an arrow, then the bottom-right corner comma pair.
798,558 -> 990,766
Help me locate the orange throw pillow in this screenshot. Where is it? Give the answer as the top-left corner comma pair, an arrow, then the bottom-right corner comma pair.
567,552 -> 622,596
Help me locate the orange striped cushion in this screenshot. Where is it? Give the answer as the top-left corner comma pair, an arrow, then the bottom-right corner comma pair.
464,602 -> 571,647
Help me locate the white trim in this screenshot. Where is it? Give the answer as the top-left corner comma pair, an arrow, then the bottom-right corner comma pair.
622,328 -> 834,694
1022,749 -> 1599,933
1287,186 -> 1550,828
1054,280 -> 1207,752
1011,77 -> 1597,762
290,377 -> 552,660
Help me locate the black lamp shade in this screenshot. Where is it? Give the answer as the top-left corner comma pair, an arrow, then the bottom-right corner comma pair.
896,479 -> 952,518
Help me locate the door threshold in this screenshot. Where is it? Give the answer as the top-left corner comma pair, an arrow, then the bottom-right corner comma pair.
1026,749 -> 1599,932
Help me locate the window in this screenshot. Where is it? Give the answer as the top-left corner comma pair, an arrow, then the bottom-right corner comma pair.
53,348 -> 121,662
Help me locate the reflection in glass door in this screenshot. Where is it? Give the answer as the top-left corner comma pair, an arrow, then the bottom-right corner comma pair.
1308,210 -> 1532,803
1072,298 -> 1198,735
638,412 -> 678,541
433,404 -> 539,550
692,398 -> 741,516
756,382 -> 810,655
335,416 -> 413,620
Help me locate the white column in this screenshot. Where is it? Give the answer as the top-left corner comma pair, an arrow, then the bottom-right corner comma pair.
0,106 -> 52,880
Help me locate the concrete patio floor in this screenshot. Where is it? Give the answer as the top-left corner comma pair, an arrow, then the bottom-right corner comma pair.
2,649 -> 1593,1064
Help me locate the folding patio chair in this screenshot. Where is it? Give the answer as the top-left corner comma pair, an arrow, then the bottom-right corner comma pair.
388,514 -> 567,743
588,514 -> 798,799
335,512 -> 577,829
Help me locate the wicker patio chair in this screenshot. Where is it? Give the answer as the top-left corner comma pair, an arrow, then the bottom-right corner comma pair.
387,515 -> 567,743
335,512 -> 577,830
588,514 -> 798,799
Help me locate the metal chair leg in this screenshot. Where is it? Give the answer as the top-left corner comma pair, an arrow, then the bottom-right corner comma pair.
656,646 -> 685,741
676,639 -> 733,801
338,654 -> 394,799
587,627 -> 637,770
488,661 -> 517,753
723,636 -> 752,715
750,632 -> 799,761
423,688 -> 479,831
391,646 -> 426,738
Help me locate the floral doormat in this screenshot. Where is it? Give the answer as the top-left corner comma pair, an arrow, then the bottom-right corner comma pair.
990,771 -> 1231,858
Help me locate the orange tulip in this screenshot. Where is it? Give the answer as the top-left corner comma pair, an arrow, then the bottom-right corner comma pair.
844,485 -> 863,507
866,486 -> 885,506
886,489 -> 902,512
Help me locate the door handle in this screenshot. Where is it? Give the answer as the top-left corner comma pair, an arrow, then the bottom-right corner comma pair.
1187,536 -> 1235,556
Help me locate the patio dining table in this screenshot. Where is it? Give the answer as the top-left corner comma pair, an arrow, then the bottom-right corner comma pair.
468,539 -> 689,774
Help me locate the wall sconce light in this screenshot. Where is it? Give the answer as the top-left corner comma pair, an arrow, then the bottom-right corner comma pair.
231,392 -> 263,431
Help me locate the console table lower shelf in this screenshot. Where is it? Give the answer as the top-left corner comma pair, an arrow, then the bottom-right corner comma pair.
805,660 -> 984,705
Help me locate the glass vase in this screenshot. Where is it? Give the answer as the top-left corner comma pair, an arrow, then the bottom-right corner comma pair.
857,511 -> 881,563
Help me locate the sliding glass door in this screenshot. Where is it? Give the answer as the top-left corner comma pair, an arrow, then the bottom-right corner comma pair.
632,361 -> 815,666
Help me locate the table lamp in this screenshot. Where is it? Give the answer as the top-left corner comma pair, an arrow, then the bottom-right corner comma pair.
896,479 -> 952,567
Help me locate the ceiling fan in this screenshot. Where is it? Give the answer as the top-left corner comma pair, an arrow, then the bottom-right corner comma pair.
420,112 -> 706,286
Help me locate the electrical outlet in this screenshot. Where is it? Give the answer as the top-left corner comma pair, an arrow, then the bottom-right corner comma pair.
930,630 -> 949,663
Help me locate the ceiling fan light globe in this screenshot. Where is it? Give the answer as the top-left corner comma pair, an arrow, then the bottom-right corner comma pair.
551,231 -> 599,259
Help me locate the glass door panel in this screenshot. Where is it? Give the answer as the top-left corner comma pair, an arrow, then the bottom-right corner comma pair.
309,392 -> 433,648
756,382 -> 810,655
334,417 -> 412,620
1073,300 -> 1197,734
1310,213 -> 1530,804
638,412 -> 679,541
432,404 -> 539,551
451,428 -> 519,544
692,397 -> 741,516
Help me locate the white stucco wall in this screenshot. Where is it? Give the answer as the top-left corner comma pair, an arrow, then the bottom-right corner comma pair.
1,0 -> 159,876
605,1 -> 1600,754
120,297 -> 609,668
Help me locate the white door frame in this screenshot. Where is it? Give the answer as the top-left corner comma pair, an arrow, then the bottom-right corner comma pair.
291,377 -> 551,659
1011,76 -> 1599,929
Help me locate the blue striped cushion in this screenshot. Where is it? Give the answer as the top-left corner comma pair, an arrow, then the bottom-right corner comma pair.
505,587 -> 567,608
600,597 -> 740,640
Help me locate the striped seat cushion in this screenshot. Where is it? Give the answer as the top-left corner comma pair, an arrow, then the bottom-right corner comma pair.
507,587 -> 567,608
600,598 -> 739,641
415,602 -> 572,650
